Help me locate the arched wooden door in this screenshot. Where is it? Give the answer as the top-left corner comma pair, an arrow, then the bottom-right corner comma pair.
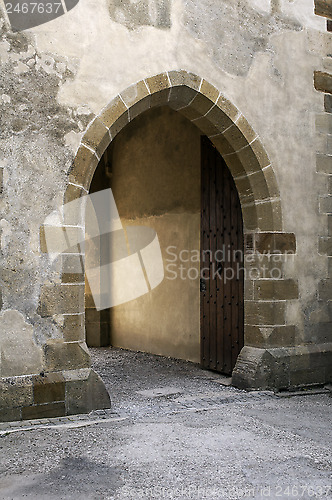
200,136 -> 244,375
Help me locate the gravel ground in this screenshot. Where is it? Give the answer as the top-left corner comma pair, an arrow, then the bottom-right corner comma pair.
0,347 -> 331,500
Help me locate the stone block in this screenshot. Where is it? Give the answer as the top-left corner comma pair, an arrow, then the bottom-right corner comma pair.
245,325 -> 296,347
51,253 -> 84,280
121,80 -> 150,108
32,372 -> 65,404
261,165 -> 280,199
245,300 -> 286,325
328,215 -> 332,235
22,402 -> 65,420
245,254 -> 284,280
316,131 -> 329,154
254,279 -> 299,300
244,233 -> 254,251
188,93 -> 215,119
236,115 -> 257,144
234,175 -> 255,205
63,314 -> 85,342
266,325 -> 297,347
145,73 -> 170,94
233,344 -> 332,390
328,255 -> 332,274
215,94 -> 239,121
248,170 -> 270,202
192,115 -> 220,136
167,70 -> 202,91
314,71 -> 332,94
85,320 -> 100,347
64,182 -> 85,205
209,133 -> 236,155
62,272 -> 85,284
65,369 -> 111,415
109,112 -> 130,139
232,346 -> 289,390
318,236 -> 332,255
250,138 -> 271,169
86,321 -> 110,347
63,185 -> 86,226
236,145 -> 262,175
224,152 -> 246,179
0,407 -> 21,422
324,94 -> 332,113
314,0 -> 332,19
289,369 -> 326,387
317,154 -> 332,174
314,322 -> 332,343
52,313 -> 84,342
168,86 -> 197,110
81,117 -> 110,158
256,199 -> 282,232
319,195 -> 332,214
69,145 -> 99,190
245,325 -> 264,346
206,106 -> 234,133
316,114 -> 332,135
200,79 -> 219,103
244,280 -> 254,300
38,284 -> 84,316
223,124 -> 248,152
99,95 -> 128,129
255,233 -> 296,254
128,95 -> 151,121
150,88 -> 171,108
242,204 -> 258,231
44,341 -> 90,371
40,225 -> 84,254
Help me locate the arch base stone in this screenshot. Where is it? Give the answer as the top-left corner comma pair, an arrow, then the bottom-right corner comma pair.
0,369 -> 111,423
232,344 -> 332,391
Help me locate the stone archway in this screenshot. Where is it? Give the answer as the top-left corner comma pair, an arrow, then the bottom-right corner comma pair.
40,71 -> 298,396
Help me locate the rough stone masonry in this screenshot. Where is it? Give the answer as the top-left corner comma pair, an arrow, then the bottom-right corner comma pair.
0,0 -> 331,421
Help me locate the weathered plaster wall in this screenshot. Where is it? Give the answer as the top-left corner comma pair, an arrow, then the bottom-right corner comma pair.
0,0 -> 330,418
105,106 -> 201,362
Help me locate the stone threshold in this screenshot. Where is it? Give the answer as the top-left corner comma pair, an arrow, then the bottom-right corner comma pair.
0,409 -> 126,435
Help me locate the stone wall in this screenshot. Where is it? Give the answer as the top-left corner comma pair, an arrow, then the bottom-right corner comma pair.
0,0 -> 331,421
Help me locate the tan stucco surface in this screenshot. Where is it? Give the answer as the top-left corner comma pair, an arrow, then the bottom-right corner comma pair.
93,106 -> 202,361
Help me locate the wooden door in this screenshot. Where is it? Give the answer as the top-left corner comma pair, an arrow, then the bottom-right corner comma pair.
200,136 -> 244,375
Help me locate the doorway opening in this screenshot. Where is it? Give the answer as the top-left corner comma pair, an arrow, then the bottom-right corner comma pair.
85,106 -> 244,374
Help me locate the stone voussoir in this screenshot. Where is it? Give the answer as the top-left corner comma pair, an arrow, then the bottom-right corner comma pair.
167,70 -> 202,91
81,117 -> 111,159
69,144 -> 99,190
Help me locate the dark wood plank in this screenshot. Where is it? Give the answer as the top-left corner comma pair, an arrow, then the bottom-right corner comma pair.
215,147 -> 224,372
222,162 -> 232,375
208,143 -> 217,370
200,136 -> 244,374
200,136 -> 211,369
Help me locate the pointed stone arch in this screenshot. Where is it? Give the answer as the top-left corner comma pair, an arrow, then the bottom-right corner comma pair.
38,70 -> 298,395
67,70 -> 282,233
